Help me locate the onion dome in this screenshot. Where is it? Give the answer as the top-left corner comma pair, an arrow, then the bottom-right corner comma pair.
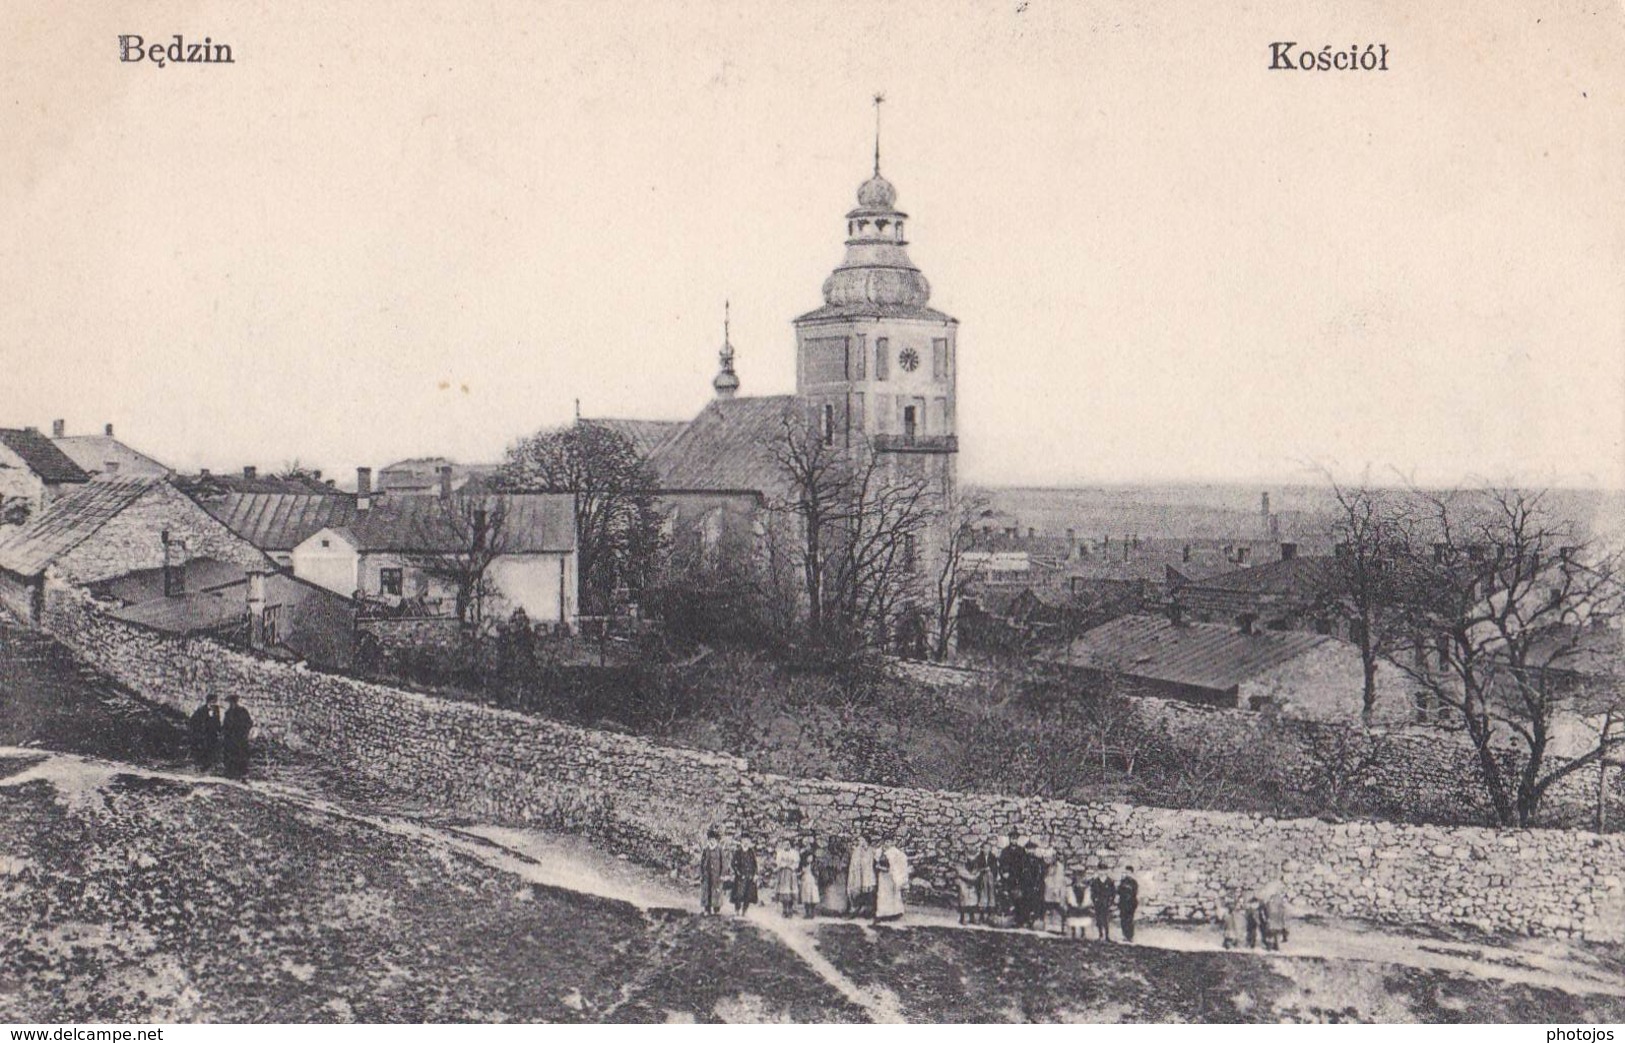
712,302 -> 740,399
820,170 -> 931,309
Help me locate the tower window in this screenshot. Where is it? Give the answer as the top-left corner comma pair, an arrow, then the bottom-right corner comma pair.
903,405 -> 917,443
875,338 -> 889,381
823,404 -> 836,446
932,338 -> 948,381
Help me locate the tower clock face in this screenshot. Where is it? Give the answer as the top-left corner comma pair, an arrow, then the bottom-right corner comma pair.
898,346 -> 920,372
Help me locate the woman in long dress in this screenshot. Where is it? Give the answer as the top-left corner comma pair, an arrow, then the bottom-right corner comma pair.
872,843 -> 908,923
956,857 -> 981,925
798,844 -> 822,918
730,838 -> 759,916
817,839 -> 850,916
846,835 -> 877,918
1042,848 -> 1070,933
773,840 -> 800,918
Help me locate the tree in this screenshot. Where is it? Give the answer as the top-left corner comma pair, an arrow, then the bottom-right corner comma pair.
767,415 -> 937,652
1385,485 -> 1625,827
1324,475 -> 1413,723
929,493 -> 989,661
407,493 -> 510,632
499,421 -> 666,614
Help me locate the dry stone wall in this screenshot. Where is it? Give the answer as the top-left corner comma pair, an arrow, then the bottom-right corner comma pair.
35,585 -> 1625,942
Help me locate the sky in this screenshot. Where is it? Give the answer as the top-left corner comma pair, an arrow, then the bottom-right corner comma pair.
2,0 -> 1622,490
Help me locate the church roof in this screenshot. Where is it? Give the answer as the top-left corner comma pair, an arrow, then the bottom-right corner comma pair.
646,395 -> 798,495
794,302 -> 958,324
580,418 -> 689,459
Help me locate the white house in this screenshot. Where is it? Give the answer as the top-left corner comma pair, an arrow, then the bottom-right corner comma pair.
290,493 -> 577,626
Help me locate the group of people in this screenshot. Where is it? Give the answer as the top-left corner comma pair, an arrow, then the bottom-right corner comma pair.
956,834 -> 1139,941
187,693 -> 254,778
1221,886 -> 1290,951
698,830 -> 912,923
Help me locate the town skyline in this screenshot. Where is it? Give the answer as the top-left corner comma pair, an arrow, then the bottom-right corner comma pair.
4,1 -> 1621,490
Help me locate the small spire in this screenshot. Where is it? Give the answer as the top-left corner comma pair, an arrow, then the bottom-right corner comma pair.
713,298 -> 740,399
872,92 -> 885,176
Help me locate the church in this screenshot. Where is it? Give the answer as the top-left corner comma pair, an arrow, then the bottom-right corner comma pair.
589,129 -> 963,645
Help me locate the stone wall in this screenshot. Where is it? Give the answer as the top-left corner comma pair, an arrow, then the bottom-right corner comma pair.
35,584 -> 1625,942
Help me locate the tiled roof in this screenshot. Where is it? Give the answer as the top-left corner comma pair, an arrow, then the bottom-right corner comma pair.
794,303 -> 958,324
646,395 -> 799,494
580,418 -> 689,459
1047,613 -> 1335,693
199,493 -> 361,552
309,494 -> 575,554
0,477 -> 159,577
51,435 -> 171,477
177,473 -> 338,496
0,428 -> 89,484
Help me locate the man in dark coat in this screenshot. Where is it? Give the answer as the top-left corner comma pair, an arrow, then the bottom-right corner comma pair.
729,838 -> 759,916
699,828 -> 726,915
1089,864 -> 1115,941
1018,840 -> 1045,930
221,694 -> 252,779
996,833 -> 1024,925
188,694 -> 221,770
1116,865 -> 1140,942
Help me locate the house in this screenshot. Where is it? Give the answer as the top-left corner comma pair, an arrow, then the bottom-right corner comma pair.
289,492 -> 577,626
0,427 -> 90,524
48,420 -> 172,478
0,476 -> 272,623
193,482 -> 362,567
1045,611 -> 1410,720
89,558 -> 358,671
376,458 -> 501,497
1172,546 -> 1341,634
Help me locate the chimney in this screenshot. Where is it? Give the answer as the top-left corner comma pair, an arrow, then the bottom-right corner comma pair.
243,466 -> 257,480
23,426 -> 37,434
104,424 -> 114,437
51,419 -> 64,438
325,478 -> 335,488
1238,612 -> 1257,636
312,469 -> 322,481
199,468 -> 211,479
247,571 -> 267,649
1280,542 -> 1298,561
439,465 -> 454,501
161,530 -> 186,597
356,466 -> 372,497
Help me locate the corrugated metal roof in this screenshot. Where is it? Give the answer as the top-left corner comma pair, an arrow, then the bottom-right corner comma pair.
1048,613 -> 1335,693
0,428 -> 89,484
199,493 -> 360,552
646,395 -> 798,494
0,477 -> 160,576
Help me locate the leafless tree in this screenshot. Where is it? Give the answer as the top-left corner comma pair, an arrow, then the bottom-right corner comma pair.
499,421 -> 665,613
1385,485 -> 1625,826
930,492 -> 989,661
408,494 -> 511,632
767,415 -> 936,651
1323,473 -> 1415,723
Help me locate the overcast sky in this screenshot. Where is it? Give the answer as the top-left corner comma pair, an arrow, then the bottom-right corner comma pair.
2,0 -> 1621,489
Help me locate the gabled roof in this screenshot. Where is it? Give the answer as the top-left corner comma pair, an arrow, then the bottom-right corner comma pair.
0,477 -> 160,577
1183,554 -> 1337,598
1048,613 -> 1336,693
198,493 -> 360,552
580,418 -> 689,459
300,494 -> 575,554
0,428 -> 89,485
51,435 -> 171,477
646,395 -> 798,494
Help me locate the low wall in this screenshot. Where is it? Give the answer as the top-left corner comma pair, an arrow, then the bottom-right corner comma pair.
36,585 -> 1625,942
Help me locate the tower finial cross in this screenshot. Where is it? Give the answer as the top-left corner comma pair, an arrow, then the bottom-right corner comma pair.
873,92 -> 885,176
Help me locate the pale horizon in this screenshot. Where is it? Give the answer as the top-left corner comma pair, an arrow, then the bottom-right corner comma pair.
4,1 -> 1622,491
